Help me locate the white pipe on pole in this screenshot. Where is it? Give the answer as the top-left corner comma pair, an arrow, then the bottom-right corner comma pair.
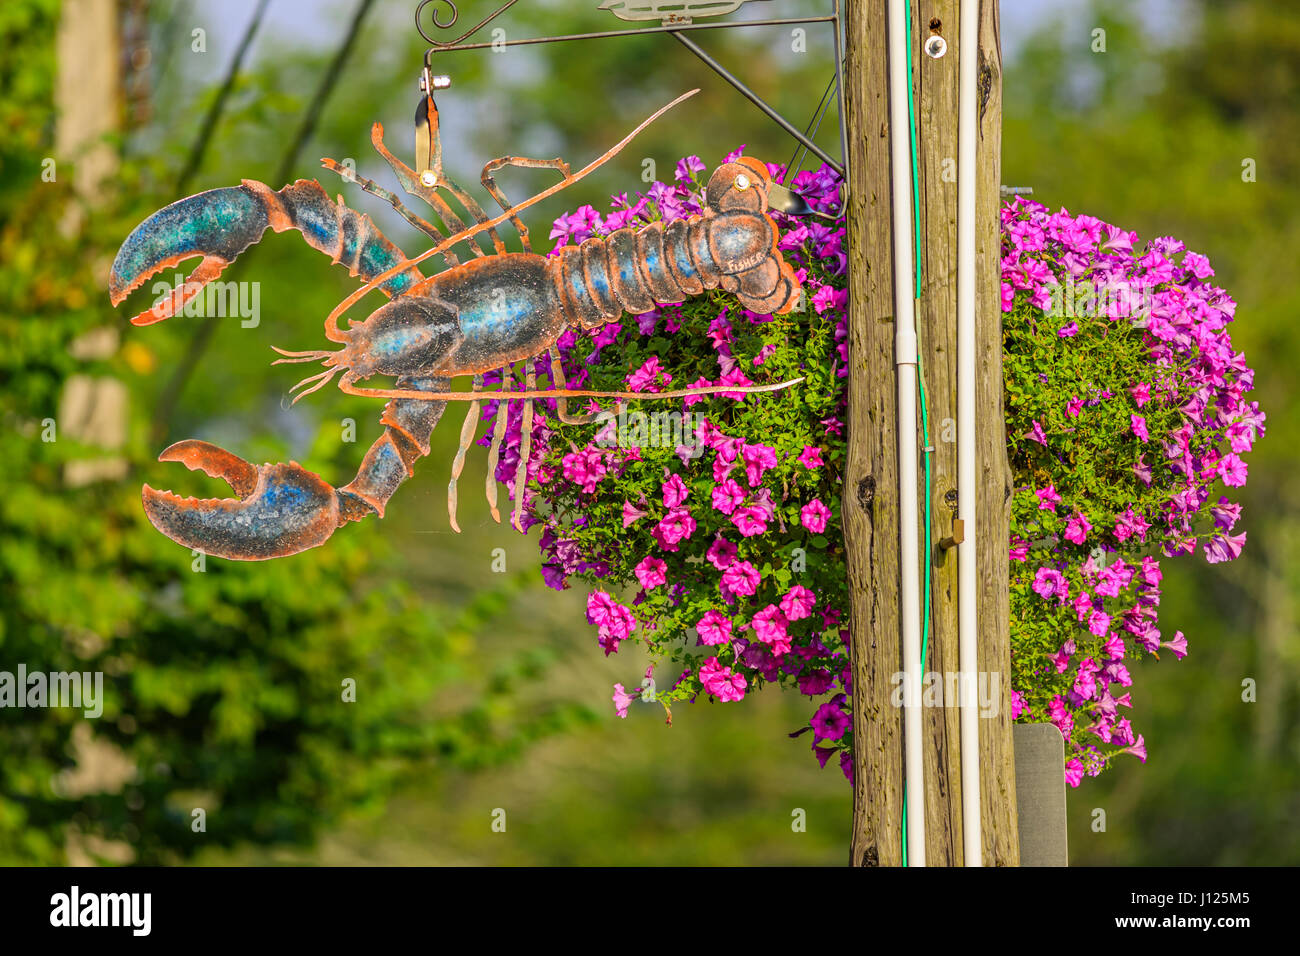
957,0 -> 983,867
886,0 -> 925,867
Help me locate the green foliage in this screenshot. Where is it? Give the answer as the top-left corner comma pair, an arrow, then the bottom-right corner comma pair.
1004,0 -> 1299,863
0,0 -> 593,865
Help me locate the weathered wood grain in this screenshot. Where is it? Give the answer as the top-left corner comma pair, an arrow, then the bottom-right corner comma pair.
845,0 -> 1016,866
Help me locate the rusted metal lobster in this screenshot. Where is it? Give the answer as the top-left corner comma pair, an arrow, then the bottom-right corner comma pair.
109,86 -> 804,560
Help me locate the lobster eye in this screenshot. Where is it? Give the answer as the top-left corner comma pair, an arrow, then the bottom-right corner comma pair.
734,174 -> 751,191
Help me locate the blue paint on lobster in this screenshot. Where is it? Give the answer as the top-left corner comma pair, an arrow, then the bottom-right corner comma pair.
108,101 -> 806,559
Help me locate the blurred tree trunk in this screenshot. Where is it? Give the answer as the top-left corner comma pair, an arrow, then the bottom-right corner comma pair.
55,0 -> 121,231
56,0 -> 128,486
54,0 -> 137,863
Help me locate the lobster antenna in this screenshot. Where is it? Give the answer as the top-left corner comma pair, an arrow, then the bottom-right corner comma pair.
287,366 -> 342,404
323,89 -> 700,341
271,345 -> 336,365
415,88 -> 701,254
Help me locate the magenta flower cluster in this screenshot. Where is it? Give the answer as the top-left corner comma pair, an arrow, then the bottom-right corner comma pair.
480,149 -> 857,779
479,149 -> 1258,789
1002,197 -> 1260,784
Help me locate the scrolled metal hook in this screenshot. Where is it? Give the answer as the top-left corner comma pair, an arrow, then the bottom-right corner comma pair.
416,0 -> 519,48
414,0 -> 459,43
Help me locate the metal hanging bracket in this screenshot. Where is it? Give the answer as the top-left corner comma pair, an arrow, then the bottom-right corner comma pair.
415,0 -> 848,198
416,67 -> 451,187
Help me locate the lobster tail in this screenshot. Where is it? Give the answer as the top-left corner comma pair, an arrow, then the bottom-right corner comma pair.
547,160 -> 801,325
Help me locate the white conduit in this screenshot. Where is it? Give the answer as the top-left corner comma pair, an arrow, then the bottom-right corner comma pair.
887,0 -> 926,867
957,0 -> 983,867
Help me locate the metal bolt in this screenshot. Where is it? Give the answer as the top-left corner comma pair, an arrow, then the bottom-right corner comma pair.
924,35 -> 947,59
735,173 -> 751,190
419,71 -> 452,92
419,170 -> 437,188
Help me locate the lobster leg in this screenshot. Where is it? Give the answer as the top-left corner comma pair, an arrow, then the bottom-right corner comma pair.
547,346 -> 611,426
485,376 -> 510,525
319,157 -> 461,269
369,123 -> 502,259
481,155 -> 572,255
514,365 -> 536,533
447,374 -> 484,533
110,179 -> 424,327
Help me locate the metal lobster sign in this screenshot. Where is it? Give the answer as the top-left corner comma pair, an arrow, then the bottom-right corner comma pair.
109,80 -> 806,561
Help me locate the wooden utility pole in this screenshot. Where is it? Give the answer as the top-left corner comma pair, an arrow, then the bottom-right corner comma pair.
844,0 -> 1017,866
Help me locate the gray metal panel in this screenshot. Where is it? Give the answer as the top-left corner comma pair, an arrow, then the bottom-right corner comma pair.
1014,722 -> 1069,866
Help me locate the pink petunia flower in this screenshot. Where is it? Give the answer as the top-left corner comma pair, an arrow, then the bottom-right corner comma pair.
1065,511 -> 1092,545
1032,567 -> 1069,603
706,536 -> 738,570
731,505 -> 769,537
1118,734 -> 1147,763
625,355 -> 672,392
562,447 -> 608,494
696,610 -> 734,646
811,700 -> 851,741
698,656 -> 747,702
798,445 -> 825,469
711,478 -> 746,515
652,507 -> 697,552
1217,453 -> 1248,487
1162,631 -> 1188,659
612,683 -> 637,718
801,498 -> 831,533
1035,485 -> 1062,512
1051,639 -> 1076,674
587,592 -> 636,656
622,499 -> 648,528
780,585 -> 817,621
634,555 -> 668,588
720,560 -> 761,599
751,604 -> 791,656
661,473 -> 689,508
1087,610 -> 1111,637
1203,531 -> 1246,564
741,442 -> 778,487
586,591 -> 619,629
1065,759 -> 1085,788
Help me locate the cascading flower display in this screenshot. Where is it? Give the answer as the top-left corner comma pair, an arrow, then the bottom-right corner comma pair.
478,151 -> 1258,787
1001,196 -> 1261,782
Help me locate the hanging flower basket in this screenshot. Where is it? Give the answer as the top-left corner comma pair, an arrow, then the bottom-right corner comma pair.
479,149 -> 1261,788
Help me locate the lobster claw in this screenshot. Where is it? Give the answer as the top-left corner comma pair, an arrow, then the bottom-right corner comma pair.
109,184 -> 275,326
142,440 -> 342,560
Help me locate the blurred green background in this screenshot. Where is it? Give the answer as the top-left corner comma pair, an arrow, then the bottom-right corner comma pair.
0,0 -> 1294,865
